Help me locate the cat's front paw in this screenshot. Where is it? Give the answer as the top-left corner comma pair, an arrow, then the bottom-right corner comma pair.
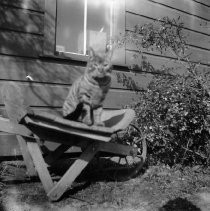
83,118 -> 93,126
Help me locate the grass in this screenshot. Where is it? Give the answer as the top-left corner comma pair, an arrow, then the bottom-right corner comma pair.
0,161 -> 210,210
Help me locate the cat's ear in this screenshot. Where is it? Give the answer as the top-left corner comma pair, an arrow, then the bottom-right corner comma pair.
88,47 -> 95,60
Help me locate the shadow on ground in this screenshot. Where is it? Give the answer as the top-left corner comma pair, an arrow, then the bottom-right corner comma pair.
50,156 -> 146,181
159,197 -> 201,211
48,156 -> 147,201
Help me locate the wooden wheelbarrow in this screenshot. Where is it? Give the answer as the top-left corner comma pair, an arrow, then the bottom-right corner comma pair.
0,82 -> 147,201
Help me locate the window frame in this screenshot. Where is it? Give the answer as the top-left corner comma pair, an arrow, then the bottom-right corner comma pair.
43,0 -> 125,65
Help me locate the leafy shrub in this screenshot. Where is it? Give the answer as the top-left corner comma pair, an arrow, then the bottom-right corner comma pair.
120,17 -> 210,166
133,73 -> 210,166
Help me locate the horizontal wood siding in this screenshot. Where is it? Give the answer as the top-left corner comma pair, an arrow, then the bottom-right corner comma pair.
0,31 -> 43,57
193,0 -> 210,7
0,56 -> 148,90
147,0 -> 210,21
0,0 -> 44,12
126,0 -> 209,35
0,6 -> 44,34
0,82 -> 139,109
126,0 -> 210,66
0,0 -> 209,157
126,13 -> 210,50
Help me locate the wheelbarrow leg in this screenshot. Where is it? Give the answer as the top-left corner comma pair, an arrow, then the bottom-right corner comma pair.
47,143 -> 98,201
27,141 -> 54,193
16,136 -> 37,176
1,82 -> 37,176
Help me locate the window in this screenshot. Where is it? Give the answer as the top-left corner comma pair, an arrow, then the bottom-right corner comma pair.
44,0 -> 125,65
56,0 -> 114,55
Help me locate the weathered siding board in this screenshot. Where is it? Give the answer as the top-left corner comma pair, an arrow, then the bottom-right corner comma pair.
126,0 -> 210,67
186,47 -> 210,65
126,51 -> 210,75
0,56 -> 145,90
126,37 -> 210,66
126,44 -> 210,66
0,82 -> 140,109
0,6 -> 44,34
126,13 -> 210,51
0,0 -> 44,12
193,0 -> 210,7
126,0 -> 210,35
147,0 -> 210,20
0,31 -> 43,57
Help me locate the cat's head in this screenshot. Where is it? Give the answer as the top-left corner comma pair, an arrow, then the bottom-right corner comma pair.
86,47 -> 113,79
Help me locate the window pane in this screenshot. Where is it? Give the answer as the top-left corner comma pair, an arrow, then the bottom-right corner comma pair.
56,0 -> 85,54
86,0 -> 112,53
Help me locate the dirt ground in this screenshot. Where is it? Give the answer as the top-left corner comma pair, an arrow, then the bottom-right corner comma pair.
0,162 -> 210,211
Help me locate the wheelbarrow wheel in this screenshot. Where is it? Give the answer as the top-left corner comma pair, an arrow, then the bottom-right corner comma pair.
97,124 -> 147,181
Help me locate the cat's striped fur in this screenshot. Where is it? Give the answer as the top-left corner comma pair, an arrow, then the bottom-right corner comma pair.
63,47 -> 112,126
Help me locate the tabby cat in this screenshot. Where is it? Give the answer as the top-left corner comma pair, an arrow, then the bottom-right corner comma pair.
63,47 -> 113,126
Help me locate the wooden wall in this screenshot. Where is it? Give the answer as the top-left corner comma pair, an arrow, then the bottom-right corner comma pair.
0,0 -> 209,157
126,0 -> 210,69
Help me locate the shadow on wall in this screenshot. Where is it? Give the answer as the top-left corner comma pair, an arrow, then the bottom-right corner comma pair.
0,2 -> 87,110
159,197 -> 201,211
0,3 -> 43,57
0,56 -> 84,110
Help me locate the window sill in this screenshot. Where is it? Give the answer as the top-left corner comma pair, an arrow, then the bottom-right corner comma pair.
40,51 -> 128,71
39,51 -> 89,65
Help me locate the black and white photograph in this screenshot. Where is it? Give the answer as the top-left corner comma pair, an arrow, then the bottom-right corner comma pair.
0,0 -> 209,210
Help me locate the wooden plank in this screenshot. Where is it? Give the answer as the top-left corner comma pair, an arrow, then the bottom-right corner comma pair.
98,142 -> 138,157
126,39 -> 210,65
0,56 -> 144,90
47,143 -> 98,201
126,51 -> 210,86
0,0 -> 43,12
0,56 -> 85,85
126,0 -> 210,35
16,136 -> 37,176
193,0 -> 210,7
43,0 -> 56,56
187,46 -> 210,65
1,82 -> 37,176
147,0 -> 210,20
0,6 -> 44,34
0,82 -> 140,109
25,119 -> 112,142
0,55 -> 208,93
0,31 -> 42,57
126,13 -> 210,50
28,112 -> 114,135
1,82 -> 31,122
27,141 -> 54,193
